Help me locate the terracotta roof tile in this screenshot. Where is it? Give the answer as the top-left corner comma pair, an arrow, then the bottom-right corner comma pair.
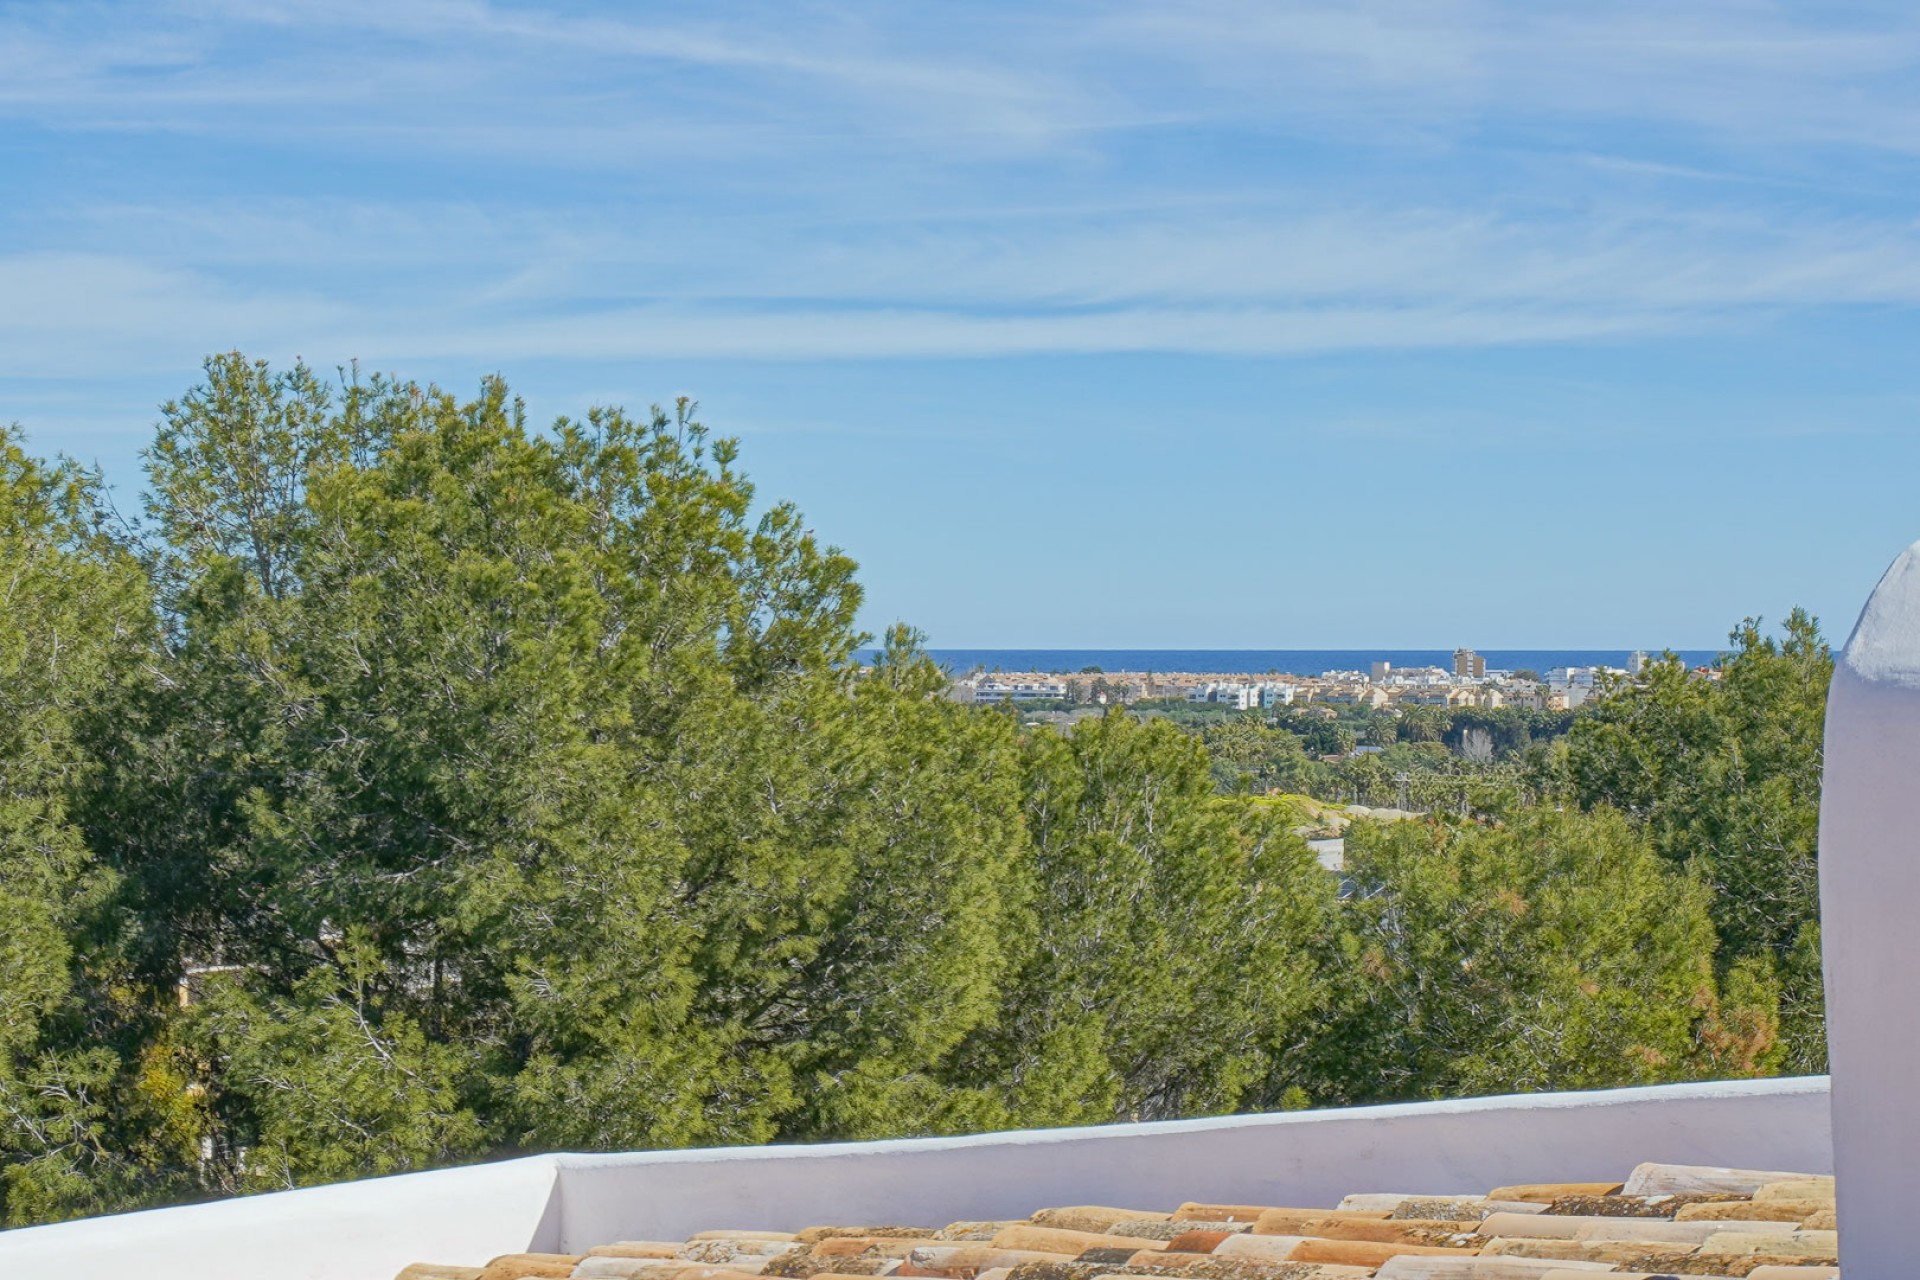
1069,1249 -> 1143,1267
1750,1182 -> 1835,1206
1618,1165 -> 1829,1198
1175,1205 -> 1296,1225
1672,1201 -> 1818,1223
1249,1210 -> 1395,1235
1031,1210 -> 1172,1234
592,1244 -> 697,1259
798,1228 -> 939,1244
1003,1260 -> 1110,1280
994,1227 -> 1170,1255
412,1162 -> 1845,1280
942,1224 -> 1029,1242
478,1255 -> 584,1280
899,1245 -> 1075,1277
1482,1185 -> 1623,1205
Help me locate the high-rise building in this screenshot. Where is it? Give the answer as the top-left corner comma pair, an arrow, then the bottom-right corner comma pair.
1453,647 -> 1486,679
1370,660 -> 1392,682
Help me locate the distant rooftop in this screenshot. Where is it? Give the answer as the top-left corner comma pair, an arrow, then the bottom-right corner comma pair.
407,1159 -> 1838,1280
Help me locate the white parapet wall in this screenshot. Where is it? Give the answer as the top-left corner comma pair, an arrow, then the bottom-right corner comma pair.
549,1077 -> 1833,1249
0,1075 -> 1832,1280
0,1149 -> 564,1280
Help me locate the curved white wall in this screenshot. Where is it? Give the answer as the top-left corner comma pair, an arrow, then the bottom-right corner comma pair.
0,1076 -> 1831,1280
1821,537 -> 1920,1280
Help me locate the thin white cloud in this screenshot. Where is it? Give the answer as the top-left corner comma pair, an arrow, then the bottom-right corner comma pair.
48,197 -> 1920,313
0,1 -> 1122,160
1101,1 -> 1920,153
0,226 -> 1847,375
394,301 -> 1677,362
2,1 -> 1917,372
10,1 -> 1920,160
0,252 -> 352,374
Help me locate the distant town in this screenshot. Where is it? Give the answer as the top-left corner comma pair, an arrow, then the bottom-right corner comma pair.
951,648 -> 1706,712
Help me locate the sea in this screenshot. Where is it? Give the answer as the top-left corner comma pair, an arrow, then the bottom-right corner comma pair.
862,649 -> 1722,677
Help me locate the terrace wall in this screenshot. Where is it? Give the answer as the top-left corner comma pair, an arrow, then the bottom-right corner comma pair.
0,1075 -> 1831,1280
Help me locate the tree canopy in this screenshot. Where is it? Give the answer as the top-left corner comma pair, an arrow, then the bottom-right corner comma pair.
0,354 -> 1835,1226
1561,620 -> 1829,1072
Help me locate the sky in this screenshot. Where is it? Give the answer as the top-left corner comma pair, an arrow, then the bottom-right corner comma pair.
4,1 -> 1920,648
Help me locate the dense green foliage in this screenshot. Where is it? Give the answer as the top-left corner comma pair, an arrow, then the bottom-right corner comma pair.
950,713 -> 1331,1127
0,356 -> 1830,1227
1296,810 -> 1780,1104
0,434 -> 158,1224
1561,622 -> 1830,1073
1153,627 -> 1830,1077
1182,706 -> 1571,812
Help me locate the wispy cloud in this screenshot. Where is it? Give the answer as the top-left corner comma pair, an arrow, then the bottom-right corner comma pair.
1,0 -> 1917,374
12,196 -> 1918,372
0,1 -> 1122,164
0,252 -> 351,374
8,201 -> 1918,375
1101,1 -> 1920,154
13,1 -> 1920,161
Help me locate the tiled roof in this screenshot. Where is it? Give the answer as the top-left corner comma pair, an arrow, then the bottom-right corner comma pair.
400,1162 -> 1839,1280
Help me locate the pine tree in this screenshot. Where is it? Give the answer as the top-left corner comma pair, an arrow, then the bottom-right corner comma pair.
1313,808 -> 1751,1102
0,430 -> 162,1224
1562,614 -> 1830,1072
954,712 -> 1331,1126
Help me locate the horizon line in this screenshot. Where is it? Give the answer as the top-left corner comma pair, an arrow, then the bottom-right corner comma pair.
888,644 -> 1724,652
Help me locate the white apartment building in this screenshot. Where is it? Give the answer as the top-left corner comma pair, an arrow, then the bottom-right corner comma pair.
1544,665 -> 1628,710
967,676 -> 1069,703
1188,681 -> 1295,710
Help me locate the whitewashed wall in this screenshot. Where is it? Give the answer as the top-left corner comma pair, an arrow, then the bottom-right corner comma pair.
549,1078 -> 1832,1249
0,1076 -> 1831,1280
1821,537 -> 1920,1279
0,1150 -> 563,1280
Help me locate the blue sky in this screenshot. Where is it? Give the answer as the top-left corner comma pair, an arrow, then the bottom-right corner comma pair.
4,1 -> 1919,647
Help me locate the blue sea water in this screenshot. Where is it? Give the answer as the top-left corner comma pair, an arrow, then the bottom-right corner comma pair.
863,648 -> 1722,677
